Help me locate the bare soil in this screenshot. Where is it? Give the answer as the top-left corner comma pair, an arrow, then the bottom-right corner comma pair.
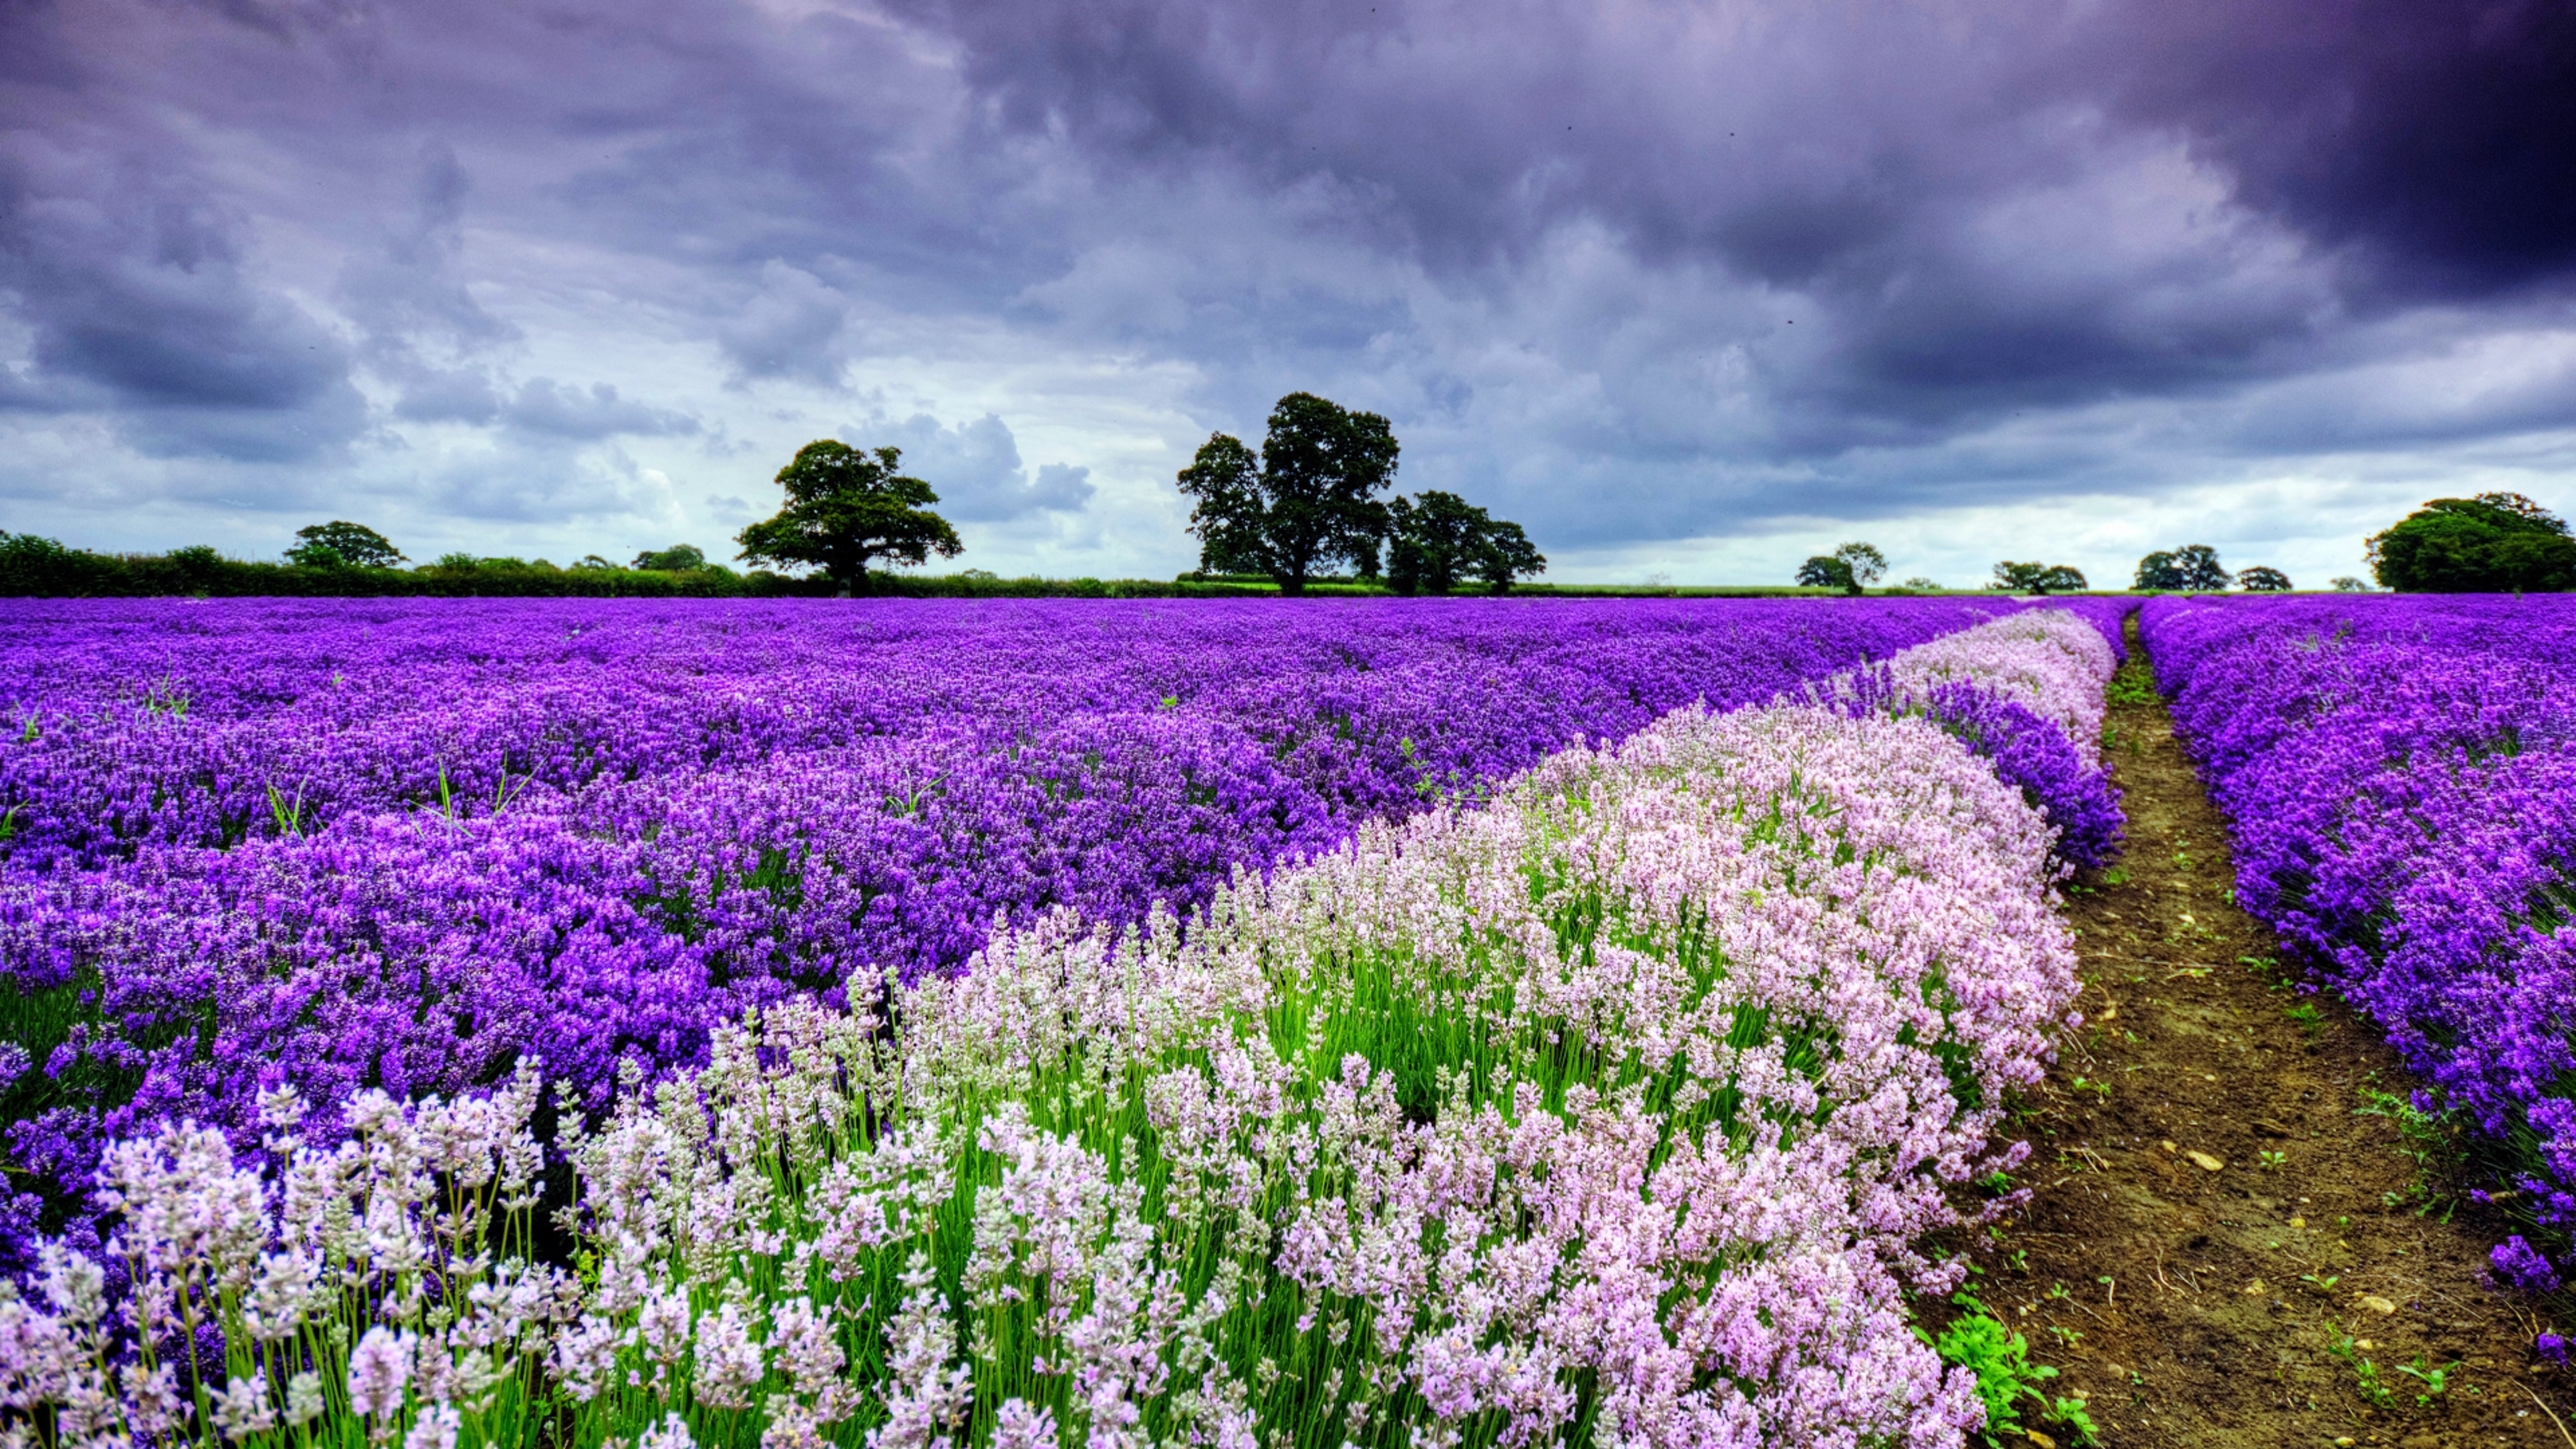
1972,623 -> 2575,1447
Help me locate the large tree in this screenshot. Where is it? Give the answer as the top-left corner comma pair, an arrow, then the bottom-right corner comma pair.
1796,555 -> 1856,592
2368,493 -> 2576,592
1797,542 -> 1886,595
1386,492 -> 1484,595
1386,491 -> 1548,595
1831,542 -> 1887,588
287,521 -> 404,570
1470,519 -> 1546,595
2133,544 -> 2228,592
736,441 -> 962,593
1175,393 -> 1399,595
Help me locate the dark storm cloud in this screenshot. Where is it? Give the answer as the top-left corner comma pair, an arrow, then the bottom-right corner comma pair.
2095,0 -> 2576,300
898,0 -> 2573,412
0,138 -> 366,459
0,0 -> 2568,553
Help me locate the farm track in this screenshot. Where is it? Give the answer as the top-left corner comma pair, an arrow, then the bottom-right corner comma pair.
1989,621 -> 2566,1447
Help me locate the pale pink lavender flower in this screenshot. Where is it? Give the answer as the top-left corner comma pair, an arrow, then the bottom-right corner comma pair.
402,1402 -> 461,1449
990,1399 -> 1059,1449
210,1376 -> 277,1441
690,1300 -> 766,1412
637,1412 -> 698,1449
347,1326 -> 415,1419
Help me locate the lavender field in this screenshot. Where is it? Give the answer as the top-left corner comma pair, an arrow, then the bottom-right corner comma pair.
2144,595 -> 2576,1292
0,597 -> 2126,1449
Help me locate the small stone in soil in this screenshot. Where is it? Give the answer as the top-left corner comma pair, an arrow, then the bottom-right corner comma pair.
2187,1150 -> 2225,1171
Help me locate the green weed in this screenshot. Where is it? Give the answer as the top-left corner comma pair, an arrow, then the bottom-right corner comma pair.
1921,1305 -> 2097,1446
2327,1327 -> 2394,1408
2105,663 -> 2158,706
2356,1085 -> 2462,1215
2395,1355 -> 2458,1407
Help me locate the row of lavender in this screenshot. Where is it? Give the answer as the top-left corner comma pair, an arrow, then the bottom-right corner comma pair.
0,608 -> 2119,1449
0,597 -> 2122,1246
2143,595 -> 2576,1281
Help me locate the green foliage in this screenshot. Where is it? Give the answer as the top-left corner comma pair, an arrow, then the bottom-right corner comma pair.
2236,565 -> 2293,592
631,543 -> 709,572
1832,541 -> 1888,587
2104,661 -> 2158,706
1900,575 -> 1943,592
1796,555 -> 1857,592
736,440 -> 964,591
2394,1354 -> 2458,1406
2356,1084 -> 2463,1214
2331,576 -> 2373,592
1175,392 -> 1400,594
2327,1327 -> 2396,1407
2368,492 -> 2576,592
286,521 -> 405,570
1383,492 -> 1546,595
2133,544 -> 2227,592
1469,517 -> 1546,593
1923,1306 -> 2096,1445
1989,561 -> 2087,595
1,532 -> 141,595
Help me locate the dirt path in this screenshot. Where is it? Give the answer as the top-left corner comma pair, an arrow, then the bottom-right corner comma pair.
1981,625 -> 2571,1447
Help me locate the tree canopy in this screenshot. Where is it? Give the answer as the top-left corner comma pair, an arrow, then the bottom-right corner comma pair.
1796,556 -> 1856,592
1831,542 -> 1887,587
736,441 -> 963,593
1175,393 -> 1399,595
1794,542 -> 1885,595
2236,566 -> 2293,593
1468,519 -> 1545,595
632,544 -> 708,572
2367,493 -> 2576,592
1385,491 -> 1548,595
1989,561 -> 2087,595
2133,544 -> 2228,592
287,522 -> 404,570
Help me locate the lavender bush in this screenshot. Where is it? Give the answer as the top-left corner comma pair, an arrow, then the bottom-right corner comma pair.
1820,609 -> 2125,870
0,601 -> 2114,1449
1,597 -> 2065,1227
2143,594 -> 2576,1266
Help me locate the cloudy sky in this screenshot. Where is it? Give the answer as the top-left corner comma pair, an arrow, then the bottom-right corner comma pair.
2,0 -> 2570,587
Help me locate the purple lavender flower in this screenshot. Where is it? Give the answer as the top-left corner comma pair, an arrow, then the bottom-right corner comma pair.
2494,1236 -> 2562,1294
2,595 -> 2096,1259
2146,593 -> 2576,1260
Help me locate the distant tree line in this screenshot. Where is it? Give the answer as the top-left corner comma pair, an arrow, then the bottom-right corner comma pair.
40,414 -> 2559,601
2129,544 -> 2292,594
